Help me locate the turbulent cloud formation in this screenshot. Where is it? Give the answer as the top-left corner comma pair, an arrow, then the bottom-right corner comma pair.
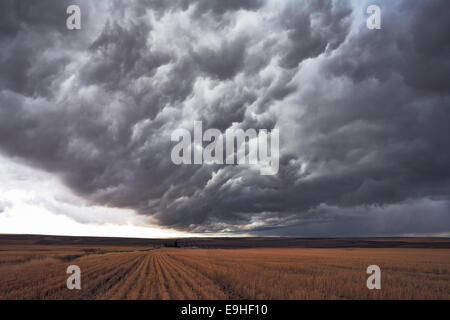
0,0 -> 449,235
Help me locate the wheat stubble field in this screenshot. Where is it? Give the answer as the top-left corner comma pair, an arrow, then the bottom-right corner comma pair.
0,236 -> 449,300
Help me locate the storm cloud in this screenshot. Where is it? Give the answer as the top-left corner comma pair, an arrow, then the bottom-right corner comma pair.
0,0 -> 449,235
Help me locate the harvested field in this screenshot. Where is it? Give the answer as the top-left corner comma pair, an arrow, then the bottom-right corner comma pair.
0,240 -> 449,299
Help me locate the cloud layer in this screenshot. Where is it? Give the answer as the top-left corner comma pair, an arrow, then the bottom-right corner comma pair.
0,0 -> 449,235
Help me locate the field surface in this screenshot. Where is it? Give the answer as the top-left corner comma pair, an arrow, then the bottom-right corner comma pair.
0,236 -> 449,300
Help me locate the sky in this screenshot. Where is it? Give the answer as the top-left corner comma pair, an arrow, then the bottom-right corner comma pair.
0,0 -> 449,238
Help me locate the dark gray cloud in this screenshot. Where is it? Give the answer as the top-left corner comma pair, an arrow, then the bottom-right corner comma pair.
326,1 -> 450,94
279,0 -> 352,69
0,0 -> 449,236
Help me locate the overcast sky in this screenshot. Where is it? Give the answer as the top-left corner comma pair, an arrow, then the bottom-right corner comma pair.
0,0 -> 449,238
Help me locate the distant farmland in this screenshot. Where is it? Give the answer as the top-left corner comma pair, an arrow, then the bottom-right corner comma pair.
0,235 -> 449,299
